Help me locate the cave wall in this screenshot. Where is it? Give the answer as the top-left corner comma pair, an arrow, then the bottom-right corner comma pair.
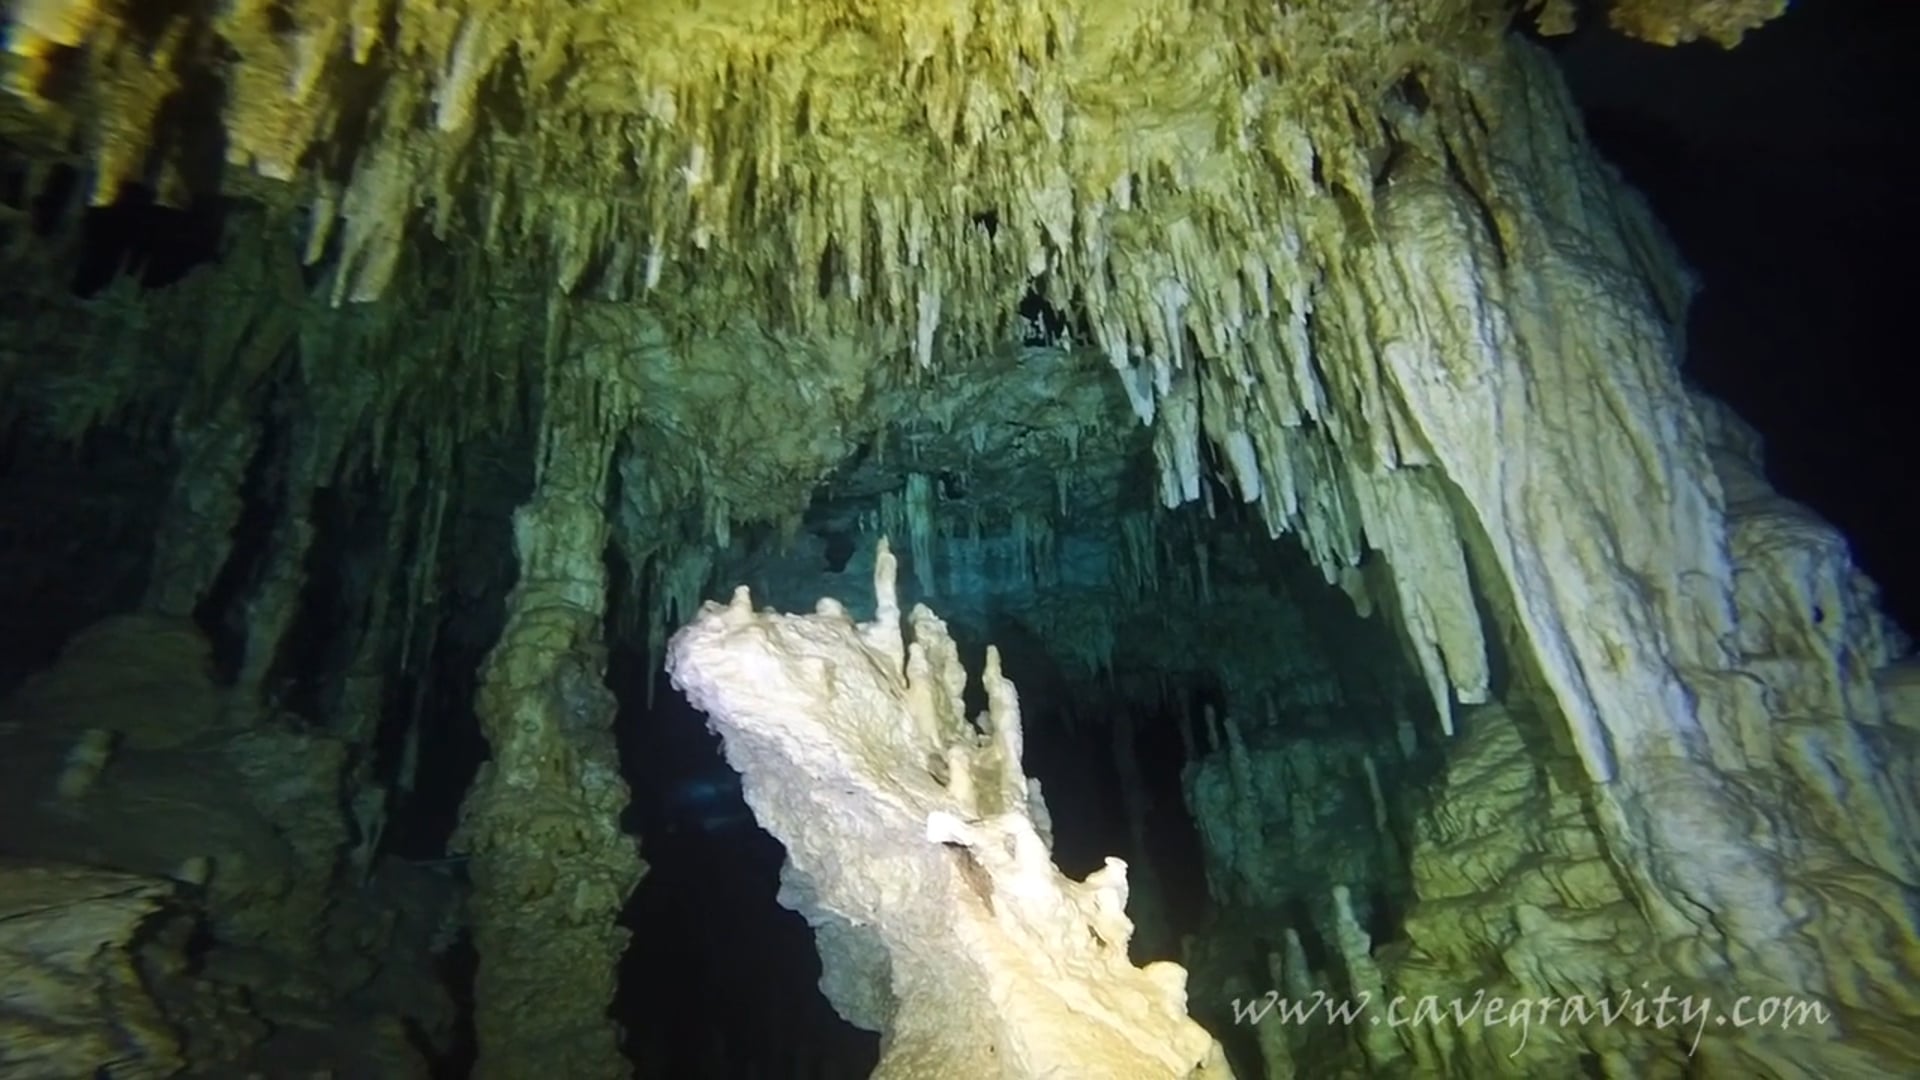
2,0 -> 1914,1075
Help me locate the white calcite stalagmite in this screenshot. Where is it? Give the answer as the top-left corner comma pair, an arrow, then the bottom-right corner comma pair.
667,540 -> 1232,1079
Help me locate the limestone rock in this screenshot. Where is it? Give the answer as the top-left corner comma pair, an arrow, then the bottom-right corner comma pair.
2,613 -> 231,750
0,616 -> 459,1077
0,860 -> 185,1079
1184,727 -> 1405,911
0,0 -> 1911,1075
669,542 -> 1233,1078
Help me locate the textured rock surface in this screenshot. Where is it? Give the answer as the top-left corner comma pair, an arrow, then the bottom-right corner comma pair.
1390,704 -> 1653,1074
1528,0 -> 1788,44
0,615 -> 459,1077
451,362 -> 647,1079
668,542 -> 1232,1078
1184,717 -> 1410,913
0,616 -> 347,959
0,861 -> 185,1079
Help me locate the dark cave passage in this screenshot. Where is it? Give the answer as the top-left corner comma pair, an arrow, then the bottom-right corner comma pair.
613,664 -> 881,1079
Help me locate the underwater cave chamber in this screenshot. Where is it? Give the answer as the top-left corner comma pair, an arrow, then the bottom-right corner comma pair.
1,0 -> 1918,1077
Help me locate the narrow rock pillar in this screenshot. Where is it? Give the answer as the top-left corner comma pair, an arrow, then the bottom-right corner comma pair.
144,402 -> 257,617
453,367 -> 644,1079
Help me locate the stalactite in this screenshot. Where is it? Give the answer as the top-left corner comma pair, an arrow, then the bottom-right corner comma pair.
333,454 -> 427,881
1361,754 -> 1388,836
1176,694 -> 1197,763
1344,466 -> 1490,737
450,362 -> 645,1080
904,471 -> 936,597
394,455 -> 453,678
1392,698 -> 1418,760
333,503 -> 404,744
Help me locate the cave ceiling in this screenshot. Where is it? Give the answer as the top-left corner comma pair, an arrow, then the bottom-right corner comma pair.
1,0 -> 1786,322
0,0 -> 1792,710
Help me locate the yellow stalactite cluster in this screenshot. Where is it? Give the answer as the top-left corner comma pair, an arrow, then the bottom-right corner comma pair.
1,0 -> 1778,508
3,0 -> 1536,719
1526,0 -> 1790,45
1605,0 -> 1789,46
0,0 -> 1832,830
0,0 -> 1711,664
7,1 -> 1478,316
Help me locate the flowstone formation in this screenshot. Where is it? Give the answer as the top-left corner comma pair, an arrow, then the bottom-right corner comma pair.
667,540 -> 1232,1079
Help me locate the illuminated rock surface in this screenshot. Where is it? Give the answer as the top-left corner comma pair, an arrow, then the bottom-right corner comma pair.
667,541 -> 1231,1079
0,861 -> 186,1078
0,0 -> 1913,1076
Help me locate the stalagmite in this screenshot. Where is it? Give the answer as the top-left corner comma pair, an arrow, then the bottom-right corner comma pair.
1255,949 -> 1297,1080
667,541 -> 1232,1078
1327,885 -> 1397,1068
52,728 -> 115,801
1281,929 -> 1314,1003
451,364 -> 645,1080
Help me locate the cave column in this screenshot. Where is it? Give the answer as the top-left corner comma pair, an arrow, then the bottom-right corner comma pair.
331,452 -> 428,881
143,401 -> 258,618
452,358 -> 644,1080
234,417 -> 322,702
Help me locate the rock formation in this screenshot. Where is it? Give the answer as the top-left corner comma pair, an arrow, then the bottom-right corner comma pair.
668,540 -> 1231,1077
0,861 -> 189,1078
2,0 -> 1914,1076
0,616 -> 460,1075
